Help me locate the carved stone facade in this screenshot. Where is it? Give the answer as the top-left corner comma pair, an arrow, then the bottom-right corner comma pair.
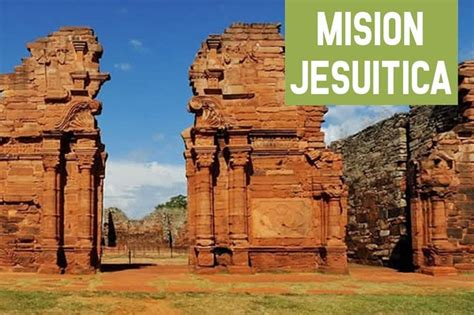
183,23 -> 347,273
0,27 -> 109,273
410,61 -> 474,275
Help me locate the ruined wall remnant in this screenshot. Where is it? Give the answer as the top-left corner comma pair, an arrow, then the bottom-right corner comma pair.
0,27 -> 109,273
183,23 -> 348,273
333,61 -> 474,275
331,114 -> 410,268
410,61 -> 474,275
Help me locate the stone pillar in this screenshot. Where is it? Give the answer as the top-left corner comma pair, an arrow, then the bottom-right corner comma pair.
38,133 -> 62,273
327,197 -> 343,244
184,150 -> 197,266
77,151 -> 95,248
322,185 -> 348,274
228,146 -> 251,270
41,155 -> 60,247
421,190 -> 457,276
97,174 -> 105,255
38,154 -> 61,273
194,146 -> 216,267
431,195 -> 449,245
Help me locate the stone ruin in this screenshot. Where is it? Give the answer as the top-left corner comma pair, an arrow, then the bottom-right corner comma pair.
183,23 -> 348,273
332,61 -> 474,275
410,61 -> 474,275
1,24 -> 470,277
0,27 -> 109,273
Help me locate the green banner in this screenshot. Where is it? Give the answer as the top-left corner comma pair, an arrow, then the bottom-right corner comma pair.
285,0 -> 458,105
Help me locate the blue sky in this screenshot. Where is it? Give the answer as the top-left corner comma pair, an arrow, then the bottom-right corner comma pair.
1,0 -> 473,218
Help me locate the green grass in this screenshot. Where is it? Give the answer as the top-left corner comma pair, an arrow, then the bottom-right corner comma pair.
0,289 -> 473,315
170,292 -> 474,315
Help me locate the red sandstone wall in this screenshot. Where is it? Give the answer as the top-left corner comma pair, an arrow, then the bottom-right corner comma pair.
0,27 -> 109,273
184,23 -> 347,273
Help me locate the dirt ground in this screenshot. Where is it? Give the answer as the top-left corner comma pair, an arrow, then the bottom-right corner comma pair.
0,258 -> 473,314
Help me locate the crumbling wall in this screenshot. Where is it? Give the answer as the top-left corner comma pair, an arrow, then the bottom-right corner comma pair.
331,114 -> 410,267
408,106 -> 460,160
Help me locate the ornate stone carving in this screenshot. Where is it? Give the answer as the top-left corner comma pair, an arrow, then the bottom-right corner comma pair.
55,99 -> 101,131
195,151 -> 215,169
188,96 -> 236,129
229,151 -> 249,168
42,155 -> 60,171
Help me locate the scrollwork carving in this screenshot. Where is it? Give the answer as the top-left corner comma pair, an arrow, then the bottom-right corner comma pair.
188,96 -> 235,129
54,99 -> 101,131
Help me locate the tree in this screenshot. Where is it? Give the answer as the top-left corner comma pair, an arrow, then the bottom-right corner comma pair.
156,194 -> 187,209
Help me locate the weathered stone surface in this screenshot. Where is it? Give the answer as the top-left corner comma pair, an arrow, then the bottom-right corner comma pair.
103,207 -> 188,251
183,23 -> 347,273
333,61 -> 474,274
0,27 -> 109,273
331,114 -> 409,268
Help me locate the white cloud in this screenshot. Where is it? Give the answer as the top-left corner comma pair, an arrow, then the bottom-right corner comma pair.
152,133 -> 165,142
129,39 -> 143,48
104,160 -> 186,219
322,105 -> 409,145
128,39 -> 150,53
114,63 -> 132,71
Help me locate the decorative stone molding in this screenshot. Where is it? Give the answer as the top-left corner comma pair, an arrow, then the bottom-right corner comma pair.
188,96 -> 236,129
54,99 -> 101,132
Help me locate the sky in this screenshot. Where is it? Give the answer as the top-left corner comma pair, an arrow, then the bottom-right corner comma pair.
1,0 -> 473,218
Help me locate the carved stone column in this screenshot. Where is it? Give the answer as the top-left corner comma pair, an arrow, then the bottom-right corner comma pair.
431,194 -> 450,246
38,134 -> 62,274
322,185 -> 348,274
77,151 -> 95,248
41,155 -> 60,248
97,174 -> 105,253
184,150 -> 197,266
417,151 -> 458,276
193,146 -> 216,267
228,148 -> 250,245
228,146 -> 251,270
420,190 -> 457,276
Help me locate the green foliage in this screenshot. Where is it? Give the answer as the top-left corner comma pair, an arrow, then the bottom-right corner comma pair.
140,195 -> 188,249
105,207 -> 129,222
156,194 -> 187,209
